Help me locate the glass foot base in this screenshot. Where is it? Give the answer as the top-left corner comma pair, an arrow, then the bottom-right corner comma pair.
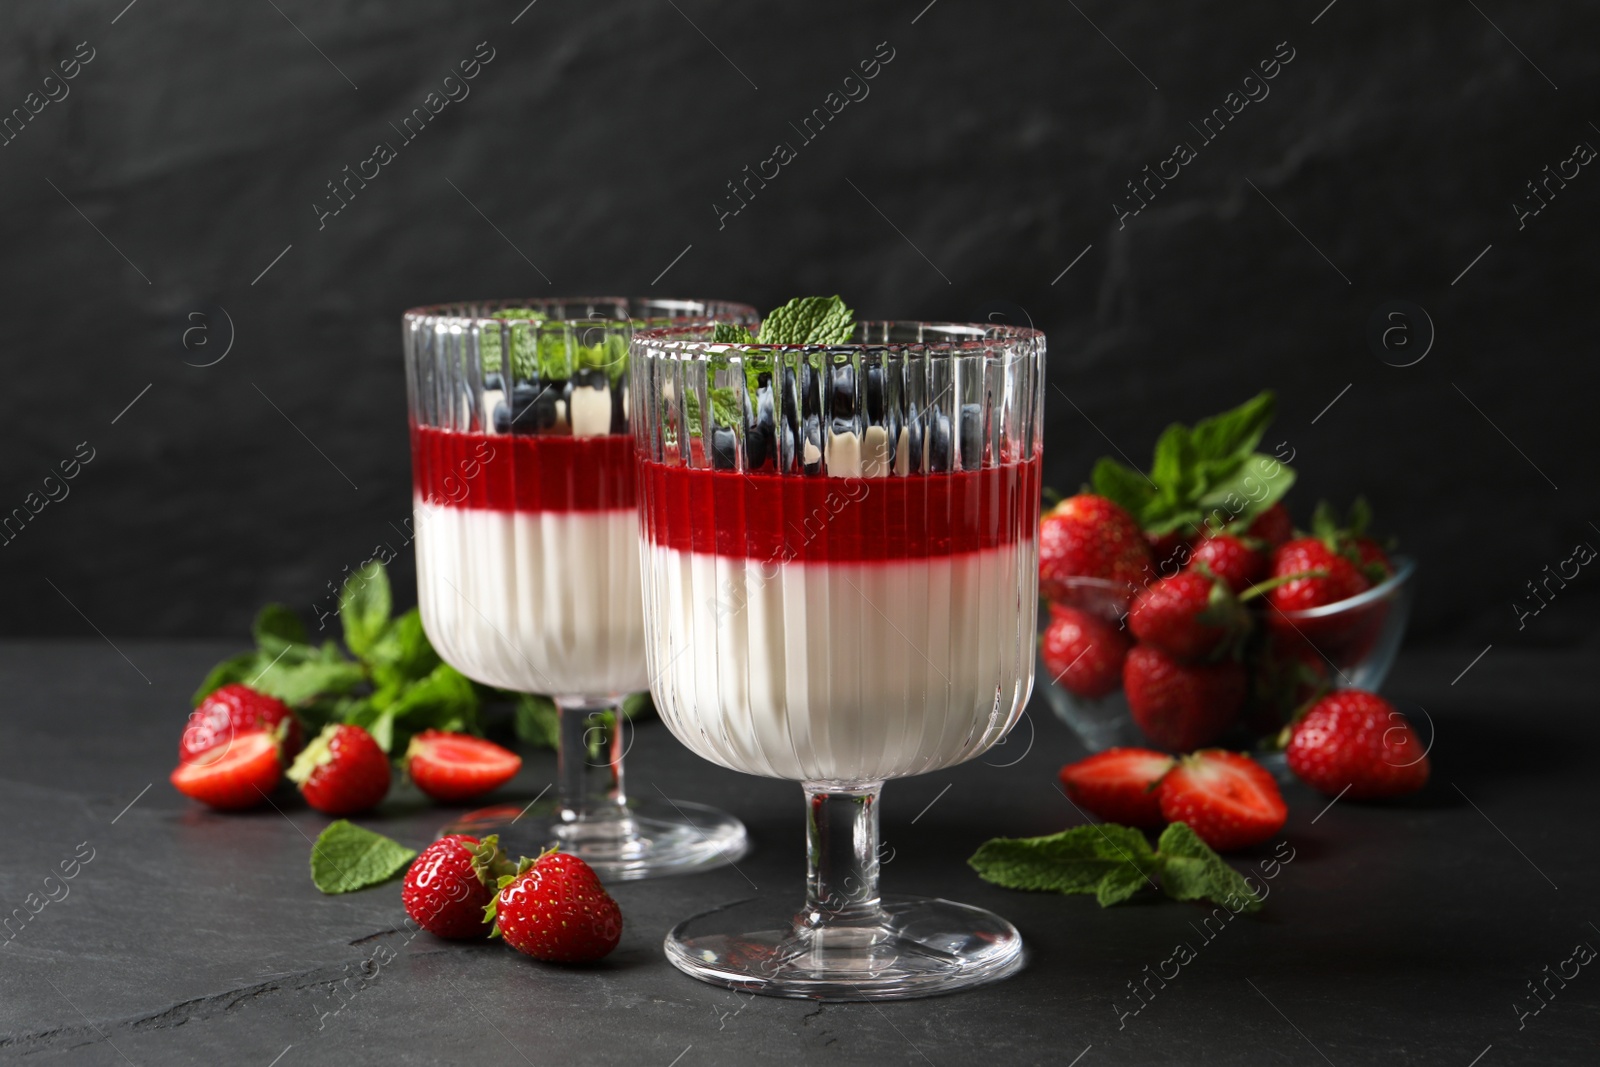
664,894 -> 1024,1001
439,798 -> 748,881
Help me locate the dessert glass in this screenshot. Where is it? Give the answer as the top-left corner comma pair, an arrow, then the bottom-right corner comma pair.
403,298 -> 756,880
631,321 -> 1046,999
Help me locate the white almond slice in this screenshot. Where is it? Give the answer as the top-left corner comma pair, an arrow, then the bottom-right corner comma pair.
826,430 -> 861,478
893,426 -> 911,477
803,436 -> 821,466
569,385 -> 612,438
861,426 -> 890,478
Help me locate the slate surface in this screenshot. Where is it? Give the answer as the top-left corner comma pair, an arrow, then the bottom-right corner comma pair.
1,640 -> 1594,1065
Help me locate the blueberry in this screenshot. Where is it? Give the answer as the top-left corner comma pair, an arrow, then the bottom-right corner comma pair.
610,380 -> 628,433
903,402 -> 924,474
746,379 -> 775,470
492,400 -> 511,434
483,372 -> 504,392
829,363 -> 856,420
798,360 -> 820,416
507,383 -> 560,434
959,403 -> 985,469
710,427 -> 738,470
802,414 -> 822,473
926,410 -> 953,472
864,365 -> 886,424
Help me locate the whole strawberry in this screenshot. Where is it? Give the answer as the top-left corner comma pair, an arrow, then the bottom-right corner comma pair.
488,850 -> 622,963
1264,538 -> 1369,614
287,724 -> 391,815
403,834 -> 511,939
1246,640 -> 1329,735
1187,534 -> 1268,594
1039,494 -> 1152,598
1157,750 -> 1287,851
1286,691 -> 1430,798
1353,537 -> 1393,580
1058,748 -> 1175,827
1243,502 -> 1293,549
1041,606 -> 1130,699
1123,644 -> 1245,751
181,684 -> 302,762
1146,524 -> 1198,574
1128,570 -> 1249,661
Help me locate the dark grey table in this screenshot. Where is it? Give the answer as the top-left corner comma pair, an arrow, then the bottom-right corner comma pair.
1,641 -> 1594,1065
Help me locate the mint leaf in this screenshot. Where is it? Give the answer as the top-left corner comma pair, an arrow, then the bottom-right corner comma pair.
712,322 -> 755,344
191,650 -> 266,706
684,385 -> 743,434
622,691 -> 654,721
365,609 -> 440,690
1194,454 -> 1296,529
310,820 -> 417,894
376,663 -> 478,752
969,821 -> 1264,910
481,309 -> 542,380
513,693 -> 560,749
1156,823 -> 1263,912
1189,391 -> 1274,463
340,562 -> 391,660
1097,391 -> 1294,534
757,296 -> 855,345
253,604 -> 308,650
1090,457 -> 1156,519
255,658 -> 367,707
968,824 -> 1158,897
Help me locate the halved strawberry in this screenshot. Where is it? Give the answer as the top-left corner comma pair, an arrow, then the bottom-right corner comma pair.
182,684 -> 302,762
1058,748 -> 1175,827
406,730 -> 522,803
170,729 -> 281,810
1156,750 -> 1286,852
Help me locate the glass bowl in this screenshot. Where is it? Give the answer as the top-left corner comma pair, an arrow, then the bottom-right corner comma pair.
1041,558 -> 1416,754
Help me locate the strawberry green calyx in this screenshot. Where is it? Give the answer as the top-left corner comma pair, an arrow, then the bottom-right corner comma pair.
1190,565 -> 1253,657
469,834 -> 516,888
481,847 -> 557,935
1238,569 -> 1331,602
286,724 -> 340,786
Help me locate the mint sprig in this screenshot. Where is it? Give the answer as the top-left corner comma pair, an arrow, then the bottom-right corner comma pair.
310,820 -> 417,894
480,309 -> 629,384
968,822 -> 1264,910
686,296 -> 854,437
1090,391 -> 1295,536
193,561 -> 482,754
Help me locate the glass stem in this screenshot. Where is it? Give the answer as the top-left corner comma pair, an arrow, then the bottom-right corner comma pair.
800,782 -> 886,930
554,697 -> 628,825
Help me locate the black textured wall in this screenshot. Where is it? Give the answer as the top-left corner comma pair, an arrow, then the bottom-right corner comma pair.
1,0 -> 1595,649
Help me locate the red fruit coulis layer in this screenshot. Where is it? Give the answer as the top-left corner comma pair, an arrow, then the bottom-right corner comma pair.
410,426 -> 635,513
639,457 -> 1041,563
